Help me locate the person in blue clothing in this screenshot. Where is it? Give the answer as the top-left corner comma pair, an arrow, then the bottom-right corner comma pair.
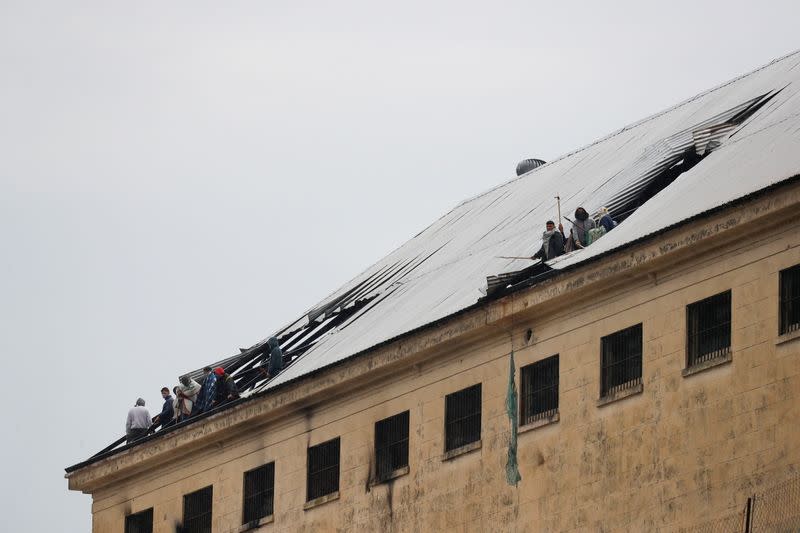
256,336 -> 285,381
266,337 -> 284,378
598,207 -> 617,232
194,366 -> 217,414
153,387 -> 175,429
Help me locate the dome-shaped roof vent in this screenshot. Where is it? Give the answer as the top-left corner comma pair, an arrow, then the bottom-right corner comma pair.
516,158 -> 546,176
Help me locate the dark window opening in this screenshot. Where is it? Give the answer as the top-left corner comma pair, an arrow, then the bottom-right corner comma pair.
687,291 -> 731,367
243,462 -> 275,525
780,264 -> 800,335
521,355 -> 559,425
444,384 -> 482,451
183,486 -> 213,533
307,438 -> 340,501
125,508 -> 153,533
601,324 -> 643,398
375,411 -> 409,481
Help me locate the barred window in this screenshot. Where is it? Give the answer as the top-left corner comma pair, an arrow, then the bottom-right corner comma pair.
780,264 -> 800,335
521,355 -> 559,425
375,411 -> 409,481
242,462 -> 275,525
444,384 -> 481,452
307,438 -> 340,501
687,291 -> 731,367
124,508 -> 153,533
183,486 -> 212,533
601,324 -> 643,398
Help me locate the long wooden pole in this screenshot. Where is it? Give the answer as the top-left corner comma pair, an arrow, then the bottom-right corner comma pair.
555,194 -> 562,225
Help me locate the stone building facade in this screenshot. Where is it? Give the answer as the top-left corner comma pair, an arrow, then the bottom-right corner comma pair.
67,178 -> 800,532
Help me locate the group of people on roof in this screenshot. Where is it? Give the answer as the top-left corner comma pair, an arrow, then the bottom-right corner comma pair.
532,207 -> 617,261
125,336 -> 285,444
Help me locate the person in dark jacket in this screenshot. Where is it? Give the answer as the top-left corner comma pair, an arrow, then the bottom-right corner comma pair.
532,220 -> 565,261
153,387 -> 175,429
212,367 -> 239,407
256,336 -> 285,382
567,207 -> 596,250
266,337 -> 284,377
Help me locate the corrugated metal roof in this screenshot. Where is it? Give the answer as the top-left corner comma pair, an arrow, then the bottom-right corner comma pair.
72,50 -> 800,466
245,49 -> 800,394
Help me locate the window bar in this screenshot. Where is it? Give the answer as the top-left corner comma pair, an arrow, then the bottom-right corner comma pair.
601,325 -> 642,397
521,355 -> 559,425
307,438 -> 340,501
375,411 -> 409,481
780,265 -> 800,335
243,463 -> 275,524
444,384 -> 481,451
687,291 -> 731,367
183,486 -> 212,533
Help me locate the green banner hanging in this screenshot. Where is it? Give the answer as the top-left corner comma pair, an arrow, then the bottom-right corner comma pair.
506,351 -> 522,486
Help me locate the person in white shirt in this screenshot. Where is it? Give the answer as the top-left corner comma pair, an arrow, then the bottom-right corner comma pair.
126,398 -> 151,443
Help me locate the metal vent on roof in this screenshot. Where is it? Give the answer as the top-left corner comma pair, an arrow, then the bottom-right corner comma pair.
516,158 -> 546,176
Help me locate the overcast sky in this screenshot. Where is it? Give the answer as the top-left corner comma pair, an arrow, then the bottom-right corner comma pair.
1,1 -> 798,531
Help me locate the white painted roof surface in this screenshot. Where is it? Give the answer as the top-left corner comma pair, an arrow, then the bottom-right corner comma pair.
256,50 -> 800,393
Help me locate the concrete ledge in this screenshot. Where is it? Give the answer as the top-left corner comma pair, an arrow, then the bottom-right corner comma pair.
442,440 -> 481,461
682,351 -> 732,377
371,465 -> 409,486
519,412 -> 560,434
597,383 -> 643,407
239,514 -> 274,532
303,491 -> 339,511
776,328 -> 800,346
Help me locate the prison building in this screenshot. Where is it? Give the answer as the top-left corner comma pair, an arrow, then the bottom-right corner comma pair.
67,50 -> 800,532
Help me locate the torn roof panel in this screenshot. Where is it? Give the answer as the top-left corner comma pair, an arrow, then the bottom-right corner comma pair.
228,51 -> 800,395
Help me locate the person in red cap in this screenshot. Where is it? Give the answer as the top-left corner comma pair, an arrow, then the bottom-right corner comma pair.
212,367 -> 240,408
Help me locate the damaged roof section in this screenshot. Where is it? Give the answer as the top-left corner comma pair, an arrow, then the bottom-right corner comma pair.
220,51 -> 800,398
483,88 -> 786,297
80,51 -> 800,462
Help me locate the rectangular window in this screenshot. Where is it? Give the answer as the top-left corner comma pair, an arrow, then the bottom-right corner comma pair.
374,411 -> 409,481
521,355 -> 559,425
601,324 -> 643,398
686,290 -> 731,367
242,462 -> 275,525
183,486 -> 213,533
307,437 -> 340,502
780,264 -> 800,335
124,508 -> 153,533
444,384 -> 482,452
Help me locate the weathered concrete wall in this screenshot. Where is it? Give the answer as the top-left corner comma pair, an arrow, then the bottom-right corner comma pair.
81,194 -> 800,533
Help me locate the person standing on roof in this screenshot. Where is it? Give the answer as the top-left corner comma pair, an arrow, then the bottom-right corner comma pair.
256,336 -> 285,381
153,387 -> 175,430
267,337 -> 284,377
172,387 -> 181,423
212,367 -> 240,407
532,220 -> 565,261
567,207 -> 596,250
126,398 -> 151,443
194,366 -> 217,414
176,375 -> 201,421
